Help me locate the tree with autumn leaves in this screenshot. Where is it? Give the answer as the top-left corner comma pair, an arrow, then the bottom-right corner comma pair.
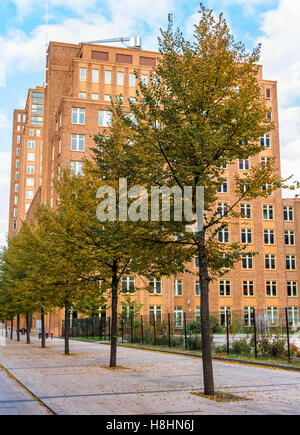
0,4 -> 287,396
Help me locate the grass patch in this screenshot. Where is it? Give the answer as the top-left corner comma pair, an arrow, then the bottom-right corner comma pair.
192,391 -> 249,402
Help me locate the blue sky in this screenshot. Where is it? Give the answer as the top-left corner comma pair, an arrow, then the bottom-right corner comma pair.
0,0 -> 300,245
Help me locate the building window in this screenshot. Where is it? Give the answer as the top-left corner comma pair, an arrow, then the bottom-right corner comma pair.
262,184 -> 273,196
128,97 -> 136,104
244,307 -> 255,327
142,75 -> 148,86
14,196 -> 18,205
242,254 -> 253,270
80,67 -> 86,82
195,280 -> 200,296
218,228 -> 229,243
195,256 -> 199,268
149,278 -> 162,294
16,147 -> 20,156
13,208 -> 17,217
26,178 -> 34,187
117,95 -> 123,103
28,140 -> 35,148
31,104 -> 43,114
265,254 -> 276,270
266,88 -> 271,99
99,110 -> 112,127
174,306 -> 183,327
239,159 -> 250,170
287,307 -> 299,327
36,129 -> 41,137
149,305 -> 162,322
31,116 -> 43,125
17,114 -> 21,122
217,179 -> 228,193
26,191 -> 33,200
13,221 -> 17,230
266,281 -> 277,297
70,161 -> 83,176
217,202 -> 228,218
16,159 -> 19,169
27,153 -> 35,161
174,279 -> 183,296
264,229 -> 275,245
241,228 -> 252,244
72,108 -> 85,125
220,306 -> 231,326
240,204 -> 251,219
285,230 -> 295,246
25,204 -> 30,213
15,184 -> 18,193
105,71 -> 111,84
267,111 -> 272,122
287,281 -> 298,297
122,277 -> 135,293
71,134 -> 85,151
283,206 -> 294,221
286,255 -> 296,270
261,157 -> 271,166
263,205 -> 274,220
219,280 -> 231,296
15,172 -> 19,180
17,135 -> 20,144
117,72 -> 124,86
27,165 -> 34,174
32,92 -> 43,103
79,92 -> 86,99
92,69 -> 99,83
92,93 -> 99,100
243,280 -> 254,296
267,307 -> 278,326
260,134 -> 271,148
129,73 -> 135,87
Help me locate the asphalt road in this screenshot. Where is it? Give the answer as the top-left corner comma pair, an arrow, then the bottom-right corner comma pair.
0,368 -> 50,415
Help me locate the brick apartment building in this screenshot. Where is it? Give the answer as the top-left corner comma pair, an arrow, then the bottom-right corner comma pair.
8,40 -> 300,333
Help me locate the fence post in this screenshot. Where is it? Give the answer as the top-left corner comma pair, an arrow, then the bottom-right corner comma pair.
253,308 -> 257,358
184,312 -> 188,351
153,314 -> 156,346
168,313 -> 171,348
108,317 -> 111,342
130,315 -> 134,344
140,315 -> 144,345
226,309 -> 230,355
285,308 -> 291,364
99,316 -> 103,341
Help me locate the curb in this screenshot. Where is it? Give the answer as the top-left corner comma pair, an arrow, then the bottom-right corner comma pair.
68,338 -> 300,373
0,363 -> 57,415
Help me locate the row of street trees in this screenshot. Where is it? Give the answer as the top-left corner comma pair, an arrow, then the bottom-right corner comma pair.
0,5 -> 283,395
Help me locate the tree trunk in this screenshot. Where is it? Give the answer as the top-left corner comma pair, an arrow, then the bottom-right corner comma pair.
198,241 -> 215,396
5,321 -> 8,338
16,315 -> 20,342
109,262 -> 119,368
26,315 -> 30,344
64,302 -> 70,355
10,318 -> 13,339
41,310 -> 46,348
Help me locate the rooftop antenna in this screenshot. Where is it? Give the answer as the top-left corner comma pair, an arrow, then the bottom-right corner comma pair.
80,37 -> 142,50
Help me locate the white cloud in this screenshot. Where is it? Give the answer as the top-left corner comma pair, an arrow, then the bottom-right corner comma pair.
11,0 -> 98,19
0,110 -> 11,129
0,152 -> 11,247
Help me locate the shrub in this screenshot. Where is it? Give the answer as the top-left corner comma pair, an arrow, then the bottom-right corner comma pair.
187,335 -> 202,350
257,333 -> 286,358
170,335 -> 184,347
232,337 -> 251,355
157,334 -> 169,346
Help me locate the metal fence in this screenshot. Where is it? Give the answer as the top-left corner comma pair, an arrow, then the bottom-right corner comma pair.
62,307 -> 300,363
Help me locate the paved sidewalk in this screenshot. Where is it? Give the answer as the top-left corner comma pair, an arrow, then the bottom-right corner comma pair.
0,337 -> 300,415
0,368 -> 50,415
